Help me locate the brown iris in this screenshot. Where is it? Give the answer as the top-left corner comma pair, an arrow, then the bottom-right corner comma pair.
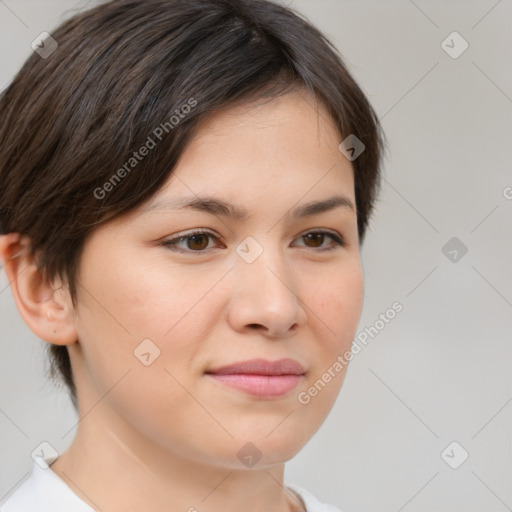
302,232 -> 325,248
186,234 -> 210,251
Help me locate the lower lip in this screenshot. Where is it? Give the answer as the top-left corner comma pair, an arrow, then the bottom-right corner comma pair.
206,373 -> 304,398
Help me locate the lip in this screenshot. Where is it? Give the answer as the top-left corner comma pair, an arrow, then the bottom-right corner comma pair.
206,358 -> 305,376
205,358 -> 306,399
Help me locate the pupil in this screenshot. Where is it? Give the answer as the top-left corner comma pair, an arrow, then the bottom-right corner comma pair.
188,234 -> 208,250
305,233 -> 323,247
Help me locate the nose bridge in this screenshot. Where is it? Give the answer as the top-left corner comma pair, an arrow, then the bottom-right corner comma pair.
228,235 -> 306,336
235,235 -> 290,294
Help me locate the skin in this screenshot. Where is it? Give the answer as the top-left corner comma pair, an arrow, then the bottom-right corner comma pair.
0,88 -> 364,512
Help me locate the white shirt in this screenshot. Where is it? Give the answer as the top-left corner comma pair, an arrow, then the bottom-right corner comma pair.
1,453 -> 343,512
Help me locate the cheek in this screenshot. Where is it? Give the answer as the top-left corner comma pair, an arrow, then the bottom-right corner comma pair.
71,259 -> 215,447
286,285 -> 360,440
73,254 -> 227,386
298,263 -> 363,423
78,251 -> 207,337
310,260 -> 364,347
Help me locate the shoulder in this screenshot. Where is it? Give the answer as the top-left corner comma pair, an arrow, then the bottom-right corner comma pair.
285,482 -> 345,512
0,455 -> 95,512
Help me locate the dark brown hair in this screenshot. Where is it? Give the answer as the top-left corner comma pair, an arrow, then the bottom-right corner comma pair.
0,0 -> 386,409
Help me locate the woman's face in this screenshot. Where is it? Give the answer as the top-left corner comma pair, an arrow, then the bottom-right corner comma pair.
69,89 -> 364,468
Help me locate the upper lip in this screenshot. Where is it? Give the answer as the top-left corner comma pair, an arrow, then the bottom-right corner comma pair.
206,358 -> 305,376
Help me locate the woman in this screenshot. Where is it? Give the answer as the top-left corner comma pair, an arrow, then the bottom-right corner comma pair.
0,0 -> 385,510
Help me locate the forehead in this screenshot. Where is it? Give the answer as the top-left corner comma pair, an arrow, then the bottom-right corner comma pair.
123,89 -> 356,229
192,88 -> 340,150
157,91 -> 351,191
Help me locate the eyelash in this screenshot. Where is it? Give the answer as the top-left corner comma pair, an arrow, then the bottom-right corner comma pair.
161,229 -> 346,254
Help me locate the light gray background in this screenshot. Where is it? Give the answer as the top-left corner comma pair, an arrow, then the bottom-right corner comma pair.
1,1 -> 511,511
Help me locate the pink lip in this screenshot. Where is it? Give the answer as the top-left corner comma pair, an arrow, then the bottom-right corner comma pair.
205,358 -> 305,399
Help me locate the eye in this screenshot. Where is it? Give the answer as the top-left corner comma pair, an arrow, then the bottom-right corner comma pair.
293,230 -> 346,251
160,229 -> 346,254
161,230 -> 220,253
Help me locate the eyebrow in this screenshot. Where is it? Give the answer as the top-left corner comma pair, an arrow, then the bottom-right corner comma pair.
142,194 -> 356,220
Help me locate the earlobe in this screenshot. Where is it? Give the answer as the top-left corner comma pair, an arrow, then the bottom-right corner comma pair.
0,233 -> 78,346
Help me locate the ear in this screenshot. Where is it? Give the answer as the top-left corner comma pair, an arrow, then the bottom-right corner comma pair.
0,233 -> 78,346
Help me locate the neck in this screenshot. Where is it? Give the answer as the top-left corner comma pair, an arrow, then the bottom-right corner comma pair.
50,406 -> 305,512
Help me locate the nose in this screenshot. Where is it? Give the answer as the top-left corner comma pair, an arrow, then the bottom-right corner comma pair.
226,242 -> 308,338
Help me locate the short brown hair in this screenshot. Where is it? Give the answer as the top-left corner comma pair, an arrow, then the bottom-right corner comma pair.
0,0 -> 386,409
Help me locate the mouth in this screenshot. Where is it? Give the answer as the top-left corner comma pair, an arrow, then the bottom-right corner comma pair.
205,358 -> 305,399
